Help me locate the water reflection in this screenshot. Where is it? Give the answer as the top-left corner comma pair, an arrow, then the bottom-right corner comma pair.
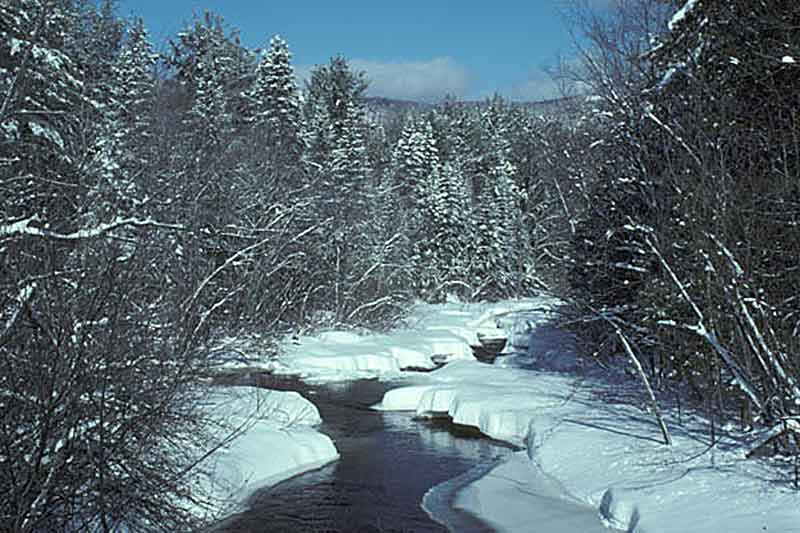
382,411 -> 515,461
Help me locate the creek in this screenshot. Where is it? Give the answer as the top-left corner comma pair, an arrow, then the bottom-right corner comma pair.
214,374 -> 512,532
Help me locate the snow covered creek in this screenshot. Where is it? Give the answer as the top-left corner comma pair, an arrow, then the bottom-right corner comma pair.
199,298 -> 800,532
212,374 -> 516,532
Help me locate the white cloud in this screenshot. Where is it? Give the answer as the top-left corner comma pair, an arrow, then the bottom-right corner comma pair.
504,69 -> 564,102
353,57 -> 471,102
293,64 -> 313,88
502,54 -> 595,102
296,57 -> 471,102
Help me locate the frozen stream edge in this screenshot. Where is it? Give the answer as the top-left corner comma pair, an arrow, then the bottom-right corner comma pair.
422,458 -> 506,532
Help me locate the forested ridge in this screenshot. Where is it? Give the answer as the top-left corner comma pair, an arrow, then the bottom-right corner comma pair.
1,0 -> 799,530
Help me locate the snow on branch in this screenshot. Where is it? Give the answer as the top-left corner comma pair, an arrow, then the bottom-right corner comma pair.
642,103 -> 703,168
587,306 -> 672,445
707,233 -> 800,404
183,213 -> 325,337
615,327 -> 672,446
346,295 -> 401,322
668,0 -> 700,31
610,262 -> 649,273
0,283 -> 36,343
626,221 -> 765,412
0,215 -> 186,241
746,417 -> 800,459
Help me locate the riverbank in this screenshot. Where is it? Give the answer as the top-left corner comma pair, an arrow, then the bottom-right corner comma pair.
378,359 -> 800,532
374,300 -> 800,533
192,387 -> 339,521
213,376 -> 508,532
197,297 -> 546,524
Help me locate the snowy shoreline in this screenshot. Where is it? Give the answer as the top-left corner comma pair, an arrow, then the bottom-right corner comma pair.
208,297 -> 800,532
193,387 -> 339,521
373,300 -> 800,533
378,359 -> 800,532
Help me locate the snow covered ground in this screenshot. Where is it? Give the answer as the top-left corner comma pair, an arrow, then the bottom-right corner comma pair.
205,297 -> 800,532
194,386 -> 338,519
214,297 -> 548,380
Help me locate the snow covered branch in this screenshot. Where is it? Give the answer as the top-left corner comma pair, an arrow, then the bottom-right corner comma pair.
642,104 -> 703,169
746,417 -> 800,459
183,212 -> 323,334
0,215 -> 186,241
631,225 -> 766,413
0,283 -> 36,343
346,295 -> 402,322
615,328 -> 672,445
593,306 -> 672,446
707,233 -> 800,407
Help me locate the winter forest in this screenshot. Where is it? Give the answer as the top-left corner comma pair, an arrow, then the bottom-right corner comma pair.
2,0 -> 800,531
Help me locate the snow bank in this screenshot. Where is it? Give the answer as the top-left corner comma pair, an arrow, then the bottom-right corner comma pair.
269,297 -> 552,381
378,360 -> 571,446
378,322 -> 800,533
454,452 -> 613,533
194,387 -> 338,517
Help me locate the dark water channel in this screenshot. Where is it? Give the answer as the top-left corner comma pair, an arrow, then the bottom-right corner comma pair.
214,375 -> 513,532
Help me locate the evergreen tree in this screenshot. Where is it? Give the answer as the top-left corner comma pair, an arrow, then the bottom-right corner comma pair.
109,17 -> 157,161
304,56 -> 371,208
428,96 -> 472,167
305,55 -> 368,128
428,98 -> 477,199
329,100 -> 370,186
299,56 -> 383,322
92,17 -> 158,217
387,116 -> 446,297
186,33 -> 232,141
242,34 -> 304,159
67,0 -> 124,99
170,12 -> 253,142
1,0 -> 90,229
388,117 -> 440,208
474,156 -> 524,299
304,56 -> 368,171
417,162 -> 474,299
166,12 -> 258,240
473,97 -> 515,197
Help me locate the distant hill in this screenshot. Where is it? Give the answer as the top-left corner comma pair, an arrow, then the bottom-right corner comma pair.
362,95 -> 586,124
516,95 -> 585,115
362,96 -> 434,124
363,96 -> 434,113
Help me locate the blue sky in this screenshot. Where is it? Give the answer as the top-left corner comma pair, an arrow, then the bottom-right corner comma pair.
116,1 -> 587,102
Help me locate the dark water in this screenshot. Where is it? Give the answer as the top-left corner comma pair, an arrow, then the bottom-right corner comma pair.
214,375 -> 513,533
